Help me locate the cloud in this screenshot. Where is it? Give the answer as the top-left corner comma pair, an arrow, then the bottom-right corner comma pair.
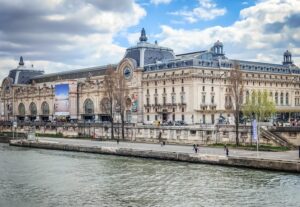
169,0 -> 226,23
158,0 -> 300,66
0,0 -> 146,80
150,0 -> 172,5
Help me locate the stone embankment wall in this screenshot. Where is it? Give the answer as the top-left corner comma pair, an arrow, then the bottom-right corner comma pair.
9,140 -> 300,173
1,124 -> 274,145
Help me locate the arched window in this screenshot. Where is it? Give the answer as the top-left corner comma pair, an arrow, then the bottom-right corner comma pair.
84,99 -> 94,114
41,102 -> 49,115
18,103 -> 25,116
280,93 -> 284,105
29,102 -> 37,116
275,92 -> 278,105
286,93 -> 289,105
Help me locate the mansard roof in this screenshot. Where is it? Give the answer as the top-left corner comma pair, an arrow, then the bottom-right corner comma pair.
31,64 -> 117,83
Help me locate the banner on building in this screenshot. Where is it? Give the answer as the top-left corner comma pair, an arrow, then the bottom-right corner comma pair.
131,94 -> 138,112
54,84 -> 69,116
252,119 -> 257,141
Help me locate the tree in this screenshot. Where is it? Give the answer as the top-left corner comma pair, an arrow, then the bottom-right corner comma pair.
114,69 -> 129,140
228,61 -> 244,146
243,90 -> 276,122
101,66 -> 117,140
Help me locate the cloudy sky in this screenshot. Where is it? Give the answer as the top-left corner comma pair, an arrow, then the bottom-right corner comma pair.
0,0 -> 299,80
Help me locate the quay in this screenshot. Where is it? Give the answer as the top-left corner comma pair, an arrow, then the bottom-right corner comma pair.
9,137 -> 300,173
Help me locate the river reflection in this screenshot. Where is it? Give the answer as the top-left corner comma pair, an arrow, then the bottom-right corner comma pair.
0,143 -> 299,207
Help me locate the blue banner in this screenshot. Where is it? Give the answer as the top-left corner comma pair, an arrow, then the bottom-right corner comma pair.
252,119 -> 257,141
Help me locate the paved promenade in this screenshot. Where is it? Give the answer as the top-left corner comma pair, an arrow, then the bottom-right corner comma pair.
38,137 -> 299,162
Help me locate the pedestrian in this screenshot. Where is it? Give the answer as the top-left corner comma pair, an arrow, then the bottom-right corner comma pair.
158,131 -> 162,146
193,144 -> 198,153
196,144 -> 199,153
225,145 -> 229,156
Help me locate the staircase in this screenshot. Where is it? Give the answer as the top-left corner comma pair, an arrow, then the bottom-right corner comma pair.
260,128 -> 295,149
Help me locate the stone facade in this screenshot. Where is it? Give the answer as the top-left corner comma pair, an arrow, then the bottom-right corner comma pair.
1,29 -> 300,125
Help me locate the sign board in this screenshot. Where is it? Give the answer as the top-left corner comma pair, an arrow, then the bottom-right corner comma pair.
27,132 -> 36,141
252,119 -> 257,141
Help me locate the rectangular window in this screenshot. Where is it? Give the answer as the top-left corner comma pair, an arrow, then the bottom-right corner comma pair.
181,95 -> 185,103
202,95 -> 206,104
147,115 -> 150,121
155,97 -> 158,105
211,114 -> 215,124
172,95 -> 176,104
211,96 -> 214,104
163,97 -> 166,105
202,115 -> 206,124
172,114 -> 175,121
146,98 -> 149,105
182,114 -> 184,121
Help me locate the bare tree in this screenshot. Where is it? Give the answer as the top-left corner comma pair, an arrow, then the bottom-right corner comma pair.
228,61 -> 244,146
114,69 -> 129,140
101,66 -> 117,140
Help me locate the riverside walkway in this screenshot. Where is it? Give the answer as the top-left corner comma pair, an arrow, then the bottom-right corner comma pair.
37,137 -> 299,161
10,137 -> 300,173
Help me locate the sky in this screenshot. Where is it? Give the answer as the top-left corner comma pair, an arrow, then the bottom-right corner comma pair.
0,0 -> 300,81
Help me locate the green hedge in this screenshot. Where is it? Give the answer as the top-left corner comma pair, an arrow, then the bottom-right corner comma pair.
209,143 -> 290,151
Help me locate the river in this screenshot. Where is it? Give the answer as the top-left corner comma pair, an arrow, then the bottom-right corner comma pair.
0,143 -> 299,207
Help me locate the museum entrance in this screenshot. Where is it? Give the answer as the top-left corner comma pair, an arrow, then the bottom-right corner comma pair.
82,115 -> 94,121
40,116 -> 49,122
99,114 -> 111,122
28,116 -> 36,122
17,116 -> 25,121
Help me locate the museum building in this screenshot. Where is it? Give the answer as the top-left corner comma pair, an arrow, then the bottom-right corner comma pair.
1,28 -> 300,124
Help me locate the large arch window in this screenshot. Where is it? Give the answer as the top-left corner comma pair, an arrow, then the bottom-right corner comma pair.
18,103 -> 25,116
29,102 -> 37,116
41,102 -> 50,115
84,98 -> 94,114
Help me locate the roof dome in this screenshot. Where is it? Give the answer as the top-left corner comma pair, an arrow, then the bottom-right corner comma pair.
284,50 -> 291,56
214,40 -> 223,47
125,28 -> 175,67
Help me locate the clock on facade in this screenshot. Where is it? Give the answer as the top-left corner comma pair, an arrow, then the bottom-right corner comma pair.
123,67 -> 132,79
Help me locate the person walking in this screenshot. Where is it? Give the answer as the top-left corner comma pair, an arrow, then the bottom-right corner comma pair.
224,145 -> 229,156
193,144 -> 198,153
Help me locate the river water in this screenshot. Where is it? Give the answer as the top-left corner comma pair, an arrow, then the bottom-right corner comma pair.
0,143 -> 299,207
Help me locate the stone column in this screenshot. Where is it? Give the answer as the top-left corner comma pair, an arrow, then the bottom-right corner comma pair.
139,48 -> 145,67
